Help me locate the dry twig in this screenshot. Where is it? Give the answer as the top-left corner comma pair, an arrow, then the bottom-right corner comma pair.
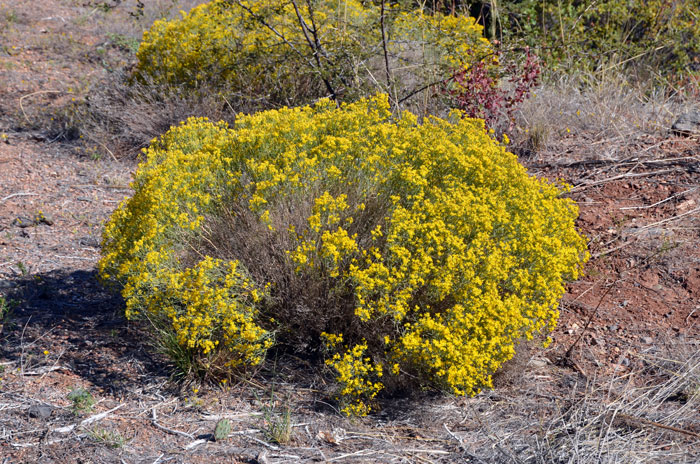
151,407 -> 194,439
19,90 -> 63,123
53,404 -> 125,434
1,192 -> 38,203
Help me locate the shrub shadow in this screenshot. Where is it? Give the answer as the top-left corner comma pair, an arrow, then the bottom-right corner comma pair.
0,269 -> 171,396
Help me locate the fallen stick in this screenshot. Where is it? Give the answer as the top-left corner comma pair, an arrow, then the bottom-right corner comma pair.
22,365 -> 70,376
151,420 -> 194,439
326,449 -> 377,461
637,206 -> 700,231
248,435 -> 280,450
404,448 -> 450,455
1,192 -> 38,203
200,412 -> 263,421
53,404 -> 125,434
571,169 -> 678,192
614,413 -> 700,439
19,90 -> 63,123
152,407 -> 194,439
12,434 -> 87,448
619,187 -> 698,210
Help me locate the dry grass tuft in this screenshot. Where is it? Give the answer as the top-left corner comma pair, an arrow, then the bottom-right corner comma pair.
530,351 -> 699,463
511,71 -> 699,162
48,73 -> 238,159
456,343 -> 700,463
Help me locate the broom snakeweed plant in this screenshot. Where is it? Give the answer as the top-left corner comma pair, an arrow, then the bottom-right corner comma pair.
99,95 -> 588,415
131,0 -> 494,114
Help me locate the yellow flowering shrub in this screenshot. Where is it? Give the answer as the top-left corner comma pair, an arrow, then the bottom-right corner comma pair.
132,0 -> 492,111
100,95 -> 587,414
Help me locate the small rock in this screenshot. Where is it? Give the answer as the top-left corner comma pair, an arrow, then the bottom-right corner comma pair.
641,336 -> 654,344
79,236 -> 100,248
607,324 -> 618,332
529,357 -> 549,368
11,213 -> 53,228
28,404 -> 52,419
672,110 -> 700,136
566,322 -> 580,334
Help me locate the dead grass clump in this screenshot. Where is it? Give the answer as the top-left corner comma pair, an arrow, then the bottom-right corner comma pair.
442,344 -> 699,463
48,72 -> 238,159
530,351 -> 699,463
510,71 -> 698,162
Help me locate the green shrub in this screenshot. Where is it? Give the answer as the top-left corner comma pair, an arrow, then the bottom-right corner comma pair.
132,0 -> 492,113
495,0 -> 700,81
68,387 -> 95,415
99,95 -> 588,415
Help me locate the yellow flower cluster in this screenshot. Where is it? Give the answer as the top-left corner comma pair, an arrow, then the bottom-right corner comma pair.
132,1 -> 492,110
325,340 -> 383,416
99,118 -> 271,370
100,94 -> 587,414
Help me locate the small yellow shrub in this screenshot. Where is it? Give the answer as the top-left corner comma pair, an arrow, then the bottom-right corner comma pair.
100,95 -> 587,414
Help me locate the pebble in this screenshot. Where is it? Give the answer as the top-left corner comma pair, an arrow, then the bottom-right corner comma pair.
529,357 -> 549,368
672,109 -> 700,136
28,404 -> 52,419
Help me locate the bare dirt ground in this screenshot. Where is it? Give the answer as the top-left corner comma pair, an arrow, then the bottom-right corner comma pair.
1,1 -> 698,463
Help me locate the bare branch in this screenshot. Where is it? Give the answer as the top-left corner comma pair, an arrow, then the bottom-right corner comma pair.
291,0 -> 338,101
380,0 -> 392,91
227,0 -> 338,102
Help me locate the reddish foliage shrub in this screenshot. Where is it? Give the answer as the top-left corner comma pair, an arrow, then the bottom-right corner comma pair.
446,46 -> 541,134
